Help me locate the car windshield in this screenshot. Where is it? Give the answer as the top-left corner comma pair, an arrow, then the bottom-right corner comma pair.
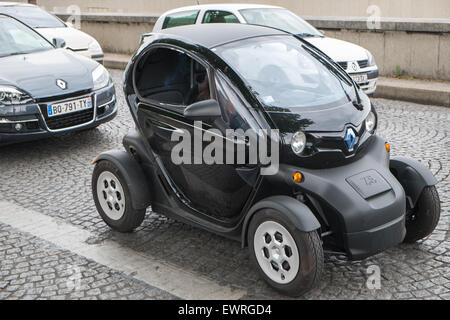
215,35 -> 353,110
239,8 -> 322,37
0,6 -> 65,28
0,16 -> 54,57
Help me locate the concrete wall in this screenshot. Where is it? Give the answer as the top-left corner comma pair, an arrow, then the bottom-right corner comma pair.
54,12 -> 450,81
29,0 -> 450,19
4,1 -> 450,80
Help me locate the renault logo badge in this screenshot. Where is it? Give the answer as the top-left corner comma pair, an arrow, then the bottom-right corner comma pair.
56,79 -> 67,90
344,128 -> 357,151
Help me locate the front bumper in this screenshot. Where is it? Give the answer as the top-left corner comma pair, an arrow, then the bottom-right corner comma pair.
276,136 -> 406,260
0,83 -> 117,146
347,66 -> 379,95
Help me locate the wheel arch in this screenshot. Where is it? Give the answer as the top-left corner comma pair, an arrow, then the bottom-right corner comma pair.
390,156 -> 438,208
92,150 -> 151,210
241,195 -> 321,247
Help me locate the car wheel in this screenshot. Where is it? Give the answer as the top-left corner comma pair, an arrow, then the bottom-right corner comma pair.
248,209 -> 324,297
403,186 -> 441,243
92,160 -> 145,232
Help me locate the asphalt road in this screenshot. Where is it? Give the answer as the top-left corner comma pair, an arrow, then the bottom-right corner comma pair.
0,69 -> 448,300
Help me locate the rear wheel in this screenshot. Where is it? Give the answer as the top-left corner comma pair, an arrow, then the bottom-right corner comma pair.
403,186 -> 441,243
248,209 -> 323,297
92,160 -> 145,232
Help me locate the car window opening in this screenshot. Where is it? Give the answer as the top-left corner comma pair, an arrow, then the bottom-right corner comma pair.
134,47 -> 211,111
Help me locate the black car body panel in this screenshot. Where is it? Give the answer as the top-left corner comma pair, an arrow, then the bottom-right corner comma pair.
113,24 -> 438,260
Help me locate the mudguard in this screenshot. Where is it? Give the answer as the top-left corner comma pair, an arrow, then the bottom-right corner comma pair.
390,156 -> 438,207
241,195 -> 321,247
92,150 -> 151,210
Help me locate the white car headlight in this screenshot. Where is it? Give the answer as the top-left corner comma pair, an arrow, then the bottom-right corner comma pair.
92,65 -> 110,90
0,86 -> 33,106
291,131 -> 307,155
88,40 -> 102,53
367,51 -> 376,66
365,111 -> 377,132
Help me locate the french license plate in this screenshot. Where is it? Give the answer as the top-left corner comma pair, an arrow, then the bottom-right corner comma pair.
47,97 -> 92,117
351,73 -> 368,84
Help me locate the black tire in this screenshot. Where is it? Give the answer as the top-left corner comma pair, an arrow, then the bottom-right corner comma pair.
248,209 -> 324,297
403,186 -> 441,243
92,160 -> 146,233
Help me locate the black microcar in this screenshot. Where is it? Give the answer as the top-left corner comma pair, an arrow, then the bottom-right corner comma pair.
92,24 -> 440,296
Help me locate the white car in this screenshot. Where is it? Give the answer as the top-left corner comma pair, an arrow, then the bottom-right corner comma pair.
153,4 -> 378,94
0,2 -> 104,64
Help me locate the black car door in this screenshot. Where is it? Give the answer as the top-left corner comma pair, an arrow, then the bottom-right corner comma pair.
134,46 -> 259,220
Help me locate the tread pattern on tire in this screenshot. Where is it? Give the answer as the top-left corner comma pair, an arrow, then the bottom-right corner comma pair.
404,186 -> 441,243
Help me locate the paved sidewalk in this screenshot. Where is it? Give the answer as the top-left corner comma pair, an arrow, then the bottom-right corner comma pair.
103,53 -> 450,108
0,221 -> 177,300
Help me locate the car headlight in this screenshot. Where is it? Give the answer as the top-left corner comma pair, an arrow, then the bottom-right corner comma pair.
88,40 -> 102,53
92,65 -> 110,90
365,111 -> 377,132
0,86 -> 33,106
291,131 -> 307,155
367,51 -> 376,66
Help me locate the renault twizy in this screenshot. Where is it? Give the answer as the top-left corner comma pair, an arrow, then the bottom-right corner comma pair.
92,24 -> 441,296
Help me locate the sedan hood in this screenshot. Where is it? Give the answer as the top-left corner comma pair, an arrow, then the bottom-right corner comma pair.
306,36 -> 369,62
268,99 -> 370,133
36,26 -> 95,51
0,49 -> 97,99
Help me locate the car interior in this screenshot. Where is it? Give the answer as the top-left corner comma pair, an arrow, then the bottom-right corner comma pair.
134,47 -> 211,110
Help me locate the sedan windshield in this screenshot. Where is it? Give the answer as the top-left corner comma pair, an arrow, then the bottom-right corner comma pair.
0,16 -> 54,57
215,35 -> 352,110
239,8 -> 322,37
0,6 -> 65,28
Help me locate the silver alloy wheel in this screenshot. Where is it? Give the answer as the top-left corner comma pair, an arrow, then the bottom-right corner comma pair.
96,171 -> 126,221
254,221 -> 300,284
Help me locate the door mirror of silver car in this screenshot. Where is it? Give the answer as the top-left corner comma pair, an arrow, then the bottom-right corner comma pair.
52,38 -> 66,48
319,30 -> 326,36
184,99 -> 222,121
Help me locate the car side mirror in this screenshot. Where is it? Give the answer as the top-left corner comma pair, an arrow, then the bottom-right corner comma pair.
53,37 -> 66,48
184,99 -> 222,121
319,29 -> 326,36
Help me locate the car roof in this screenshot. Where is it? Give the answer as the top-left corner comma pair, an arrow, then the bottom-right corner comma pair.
162,3 -> 281,16
0,2 -> 34,7
157,23 -> 288,49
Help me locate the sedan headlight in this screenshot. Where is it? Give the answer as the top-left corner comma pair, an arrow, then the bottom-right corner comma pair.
88,40 -> 102,53
0,86 -> 33,106
365,111 -> 377,132
92,65 -> 110,90
291,131 -> 307,155
367,50 -> 376,67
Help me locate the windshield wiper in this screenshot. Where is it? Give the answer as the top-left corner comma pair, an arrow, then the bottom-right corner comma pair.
0,51 -> 29,58
0,48 -> 51,58
297,32 -> 319,38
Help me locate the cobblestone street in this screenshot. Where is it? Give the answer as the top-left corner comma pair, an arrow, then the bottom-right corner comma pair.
0,69 -> 448,300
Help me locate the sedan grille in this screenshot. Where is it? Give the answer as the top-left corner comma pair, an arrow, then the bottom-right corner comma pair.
337,61 -> 348,70
39,104 -> 95,130
358,60 -> 369,68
